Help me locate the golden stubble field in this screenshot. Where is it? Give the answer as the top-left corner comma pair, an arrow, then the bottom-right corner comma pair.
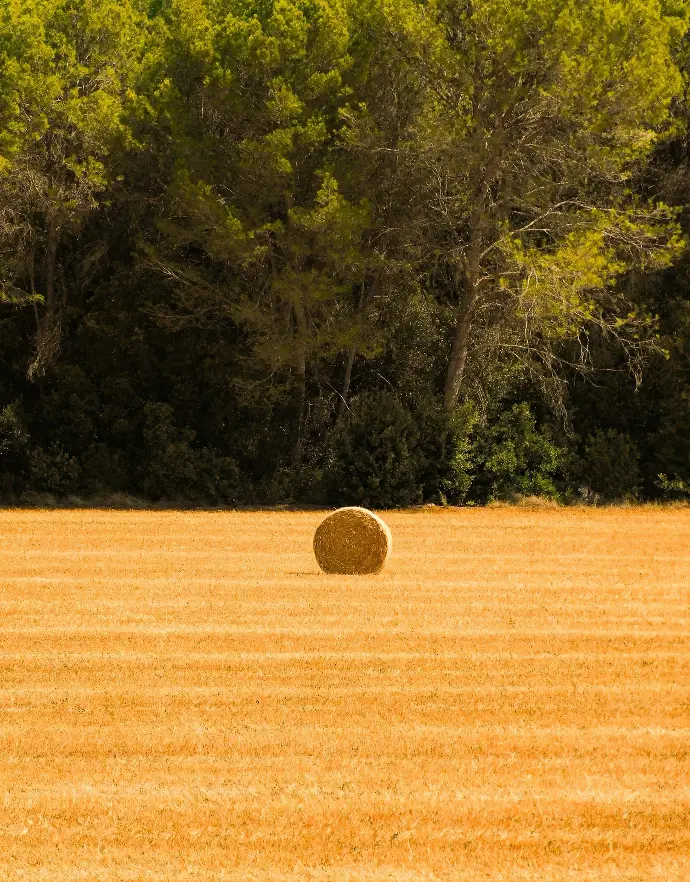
0,507 -> 688,882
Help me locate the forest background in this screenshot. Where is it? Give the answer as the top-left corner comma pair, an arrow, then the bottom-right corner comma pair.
0,0 -> 688,508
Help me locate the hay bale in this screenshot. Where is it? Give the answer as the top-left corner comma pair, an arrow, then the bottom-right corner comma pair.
313,507 -> 392,575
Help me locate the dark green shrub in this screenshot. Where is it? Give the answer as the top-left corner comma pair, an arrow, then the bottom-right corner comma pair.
191,447 -> 247,505
655,473 -> 690,501
318,392 -> 420,507
0,403 -> 27,453
0,403 -> 29,496
417,400 -> 476,504
29,366 -> 99,456
317,392 -> 476,507
80,444 -> 130,495
473,403 -> 564,502
140,402 -> 245,503
579,429 -> 640,501
28,445 -> 82,497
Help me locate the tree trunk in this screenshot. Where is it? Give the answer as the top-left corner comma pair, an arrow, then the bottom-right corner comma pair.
338,343 -> 356,421
292,301 -> 308,463
337,282 -> 367,421
27,218 -> 61,382
443,201 -> 485,411
443,276 -> 477,411
30,247 -> 40,332
44,217 -> 58,317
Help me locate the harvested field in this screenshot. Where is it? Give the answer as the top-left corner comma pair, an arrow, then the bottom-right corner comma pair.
0,506 -> 688,881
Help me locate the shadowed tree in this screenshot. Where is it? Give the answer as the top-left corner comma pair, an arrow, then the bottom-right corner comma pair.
0,0 -> 147,379
351,0 -> 688,409
142,0 -> 384,457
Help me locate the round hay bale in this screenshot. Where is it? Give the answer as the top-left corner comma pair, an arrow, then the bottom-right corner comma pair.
313,507 -> 392,575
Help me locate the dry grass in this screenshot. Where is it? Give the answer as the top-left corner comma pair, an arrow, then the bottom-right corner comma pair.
0,507 -> 688,882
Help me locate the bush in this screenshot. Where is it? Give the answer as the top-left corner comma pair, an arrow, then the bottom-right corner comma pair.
417,400 -> 476,504
140,402 -> 245,503
578,429 -> 640,501
316,391 -> 476,507
655,473 -> 690,501
28,445 -> 82,497
79,444 -> 130,495
0,403 -> 29,496
472,403 -> 564,502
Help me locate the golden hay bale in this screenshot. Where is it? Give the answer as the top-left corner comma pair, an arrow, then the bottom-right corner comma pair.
313,507 -> 392,575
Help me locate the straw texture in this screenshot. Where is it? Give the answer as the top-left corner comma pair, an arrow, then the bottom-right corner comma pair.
313,506 -> 392,574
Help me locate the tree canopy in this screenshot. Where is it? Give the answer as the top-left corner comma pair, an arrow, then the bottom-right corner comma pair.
0,0 -> 688,505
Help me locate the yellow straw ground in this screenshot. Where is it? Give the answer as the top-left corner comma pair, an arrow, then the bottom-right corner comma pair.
0,507 -> 688,881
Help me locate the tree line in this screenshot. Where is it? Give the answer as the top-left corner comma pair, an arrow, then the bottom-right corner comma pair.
0,0 -> 688,506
